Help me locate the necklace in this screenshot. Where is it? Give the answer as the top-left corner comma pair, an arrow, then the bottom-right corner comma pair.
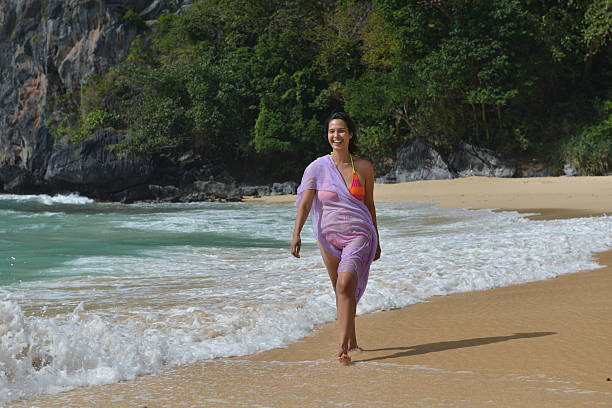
330,152 -> 351,166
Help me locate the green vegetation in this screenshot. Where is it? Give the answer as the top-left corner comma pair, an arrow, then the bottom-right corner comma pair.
50,0 -> 612,180
123,10 -> 147,30
563,100 -> 612,175
53,109 -> 119,143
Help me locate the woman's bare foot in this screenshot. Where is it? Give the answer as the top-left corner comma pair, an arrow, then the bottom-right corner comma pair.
337,353 -> 351,364
337,347 -> 352,365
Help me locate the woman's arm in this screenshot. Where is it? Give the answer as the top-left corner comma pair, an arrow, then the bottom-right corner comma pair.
291,189 -> 316,258
362,160 -> 381,260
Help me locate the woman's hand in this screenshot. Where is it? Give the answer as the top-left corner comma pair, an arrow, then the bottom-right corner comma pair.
292,189 -> 314,259
374,243 -> 381,261
291,235 -> 302,258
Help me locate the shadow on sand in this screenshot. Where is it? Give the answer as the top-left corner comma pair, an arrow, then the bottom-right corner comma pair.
357,332 -> 557,363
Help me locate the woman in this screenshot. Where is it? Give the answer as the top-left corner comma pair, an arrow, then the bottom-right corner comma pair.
291,112 -> 381,364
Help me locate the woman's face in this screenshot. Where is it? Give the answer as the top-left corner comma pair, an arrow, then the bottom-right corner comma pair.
327,119 -> 352,152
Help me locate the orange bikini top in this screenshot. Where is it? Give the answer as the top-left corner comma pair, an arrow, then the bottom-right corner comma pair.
332,153 -> 365,201
348,155 -> 365,201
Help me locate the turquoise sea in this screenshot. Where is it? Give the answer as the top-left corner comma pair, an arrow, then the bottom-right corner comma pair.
1,193 -> 611,404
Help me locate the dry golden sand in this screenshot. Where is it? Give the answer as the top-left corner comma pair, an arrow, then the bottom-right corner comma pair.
10,176 -> 612,408
250,175 -> 612,219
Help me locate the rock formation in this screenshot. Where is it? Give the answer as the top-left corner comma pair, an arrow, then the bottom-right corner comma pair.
44,129 -> 154,196
515,158 -> 561,177
448,142 -> 516,178
0,0 -> 208,200
378,138 -> 454,183
378,139 -> 519,183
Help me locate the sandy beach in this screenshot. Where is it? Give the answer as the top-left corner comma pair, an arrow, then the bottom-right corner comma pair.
9,176 -> 612,408
253,175 -> 612,220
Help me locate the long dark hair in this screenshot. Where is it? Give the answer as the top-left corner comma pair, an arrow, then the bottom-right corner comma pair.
324,112 -> 358,154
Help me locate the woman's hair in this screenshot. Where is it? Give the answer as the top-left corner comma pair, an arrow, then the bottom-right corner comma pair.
325,112 -> 358,154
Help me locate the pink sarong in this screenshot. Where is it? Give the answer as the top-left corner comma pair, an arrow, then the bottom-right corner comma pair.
296,155 -> 378,303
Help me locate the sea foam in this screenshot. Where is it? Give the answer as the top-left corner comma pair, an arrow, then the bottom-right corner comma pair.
1,202 -> 611,404
0,193 -> 93,205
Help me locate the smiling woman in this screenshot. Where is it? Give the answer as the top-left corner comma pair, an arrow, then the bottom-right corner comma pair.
291,112 -> 381,364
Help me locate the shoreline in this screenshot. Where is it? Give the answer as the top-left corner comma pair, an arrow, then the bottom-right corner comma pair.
9,176 -> 612,407
247,175 -> 611,218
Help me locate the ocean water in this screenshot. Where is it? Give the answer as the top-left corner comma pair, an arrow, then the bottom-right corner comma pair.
1,193 -> 611,404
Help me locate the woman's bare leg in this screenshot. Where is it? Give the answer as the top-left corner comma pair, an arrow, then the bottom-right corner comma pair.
319,244 -> 357,362
348,301 -> 360,352
335,271 -> 357,361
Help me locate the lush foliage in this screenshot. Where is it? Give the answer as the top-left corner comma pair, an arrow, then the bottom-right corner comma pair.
51,0 -> 612,180
563,100 -> 612,175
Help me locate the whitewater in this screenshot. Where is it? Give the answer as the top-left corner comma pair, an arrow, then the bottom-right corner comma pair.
1,193 -> 611,405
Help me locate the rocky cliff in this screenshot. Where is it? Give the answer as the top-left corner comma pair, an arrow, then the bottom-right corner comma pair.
0,0 -> 194,197
0,1 -> 567,201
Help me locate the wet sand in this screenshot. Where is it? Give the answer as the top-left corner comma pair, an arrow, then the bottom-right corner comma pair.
10,176 -> 612,407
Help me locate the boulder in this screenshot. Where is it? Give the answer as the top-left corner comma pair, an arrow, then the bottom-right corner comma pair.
448,143 -> 516,178
110,184 -> 181,203
44,130 -> 154,196
562,163 -> 580,177
212,170 -> 237,185
381,138 -> 454,183
110,184 -> 155,204
0,165 -> 25,192
180,180 -> 242,202
0,165 -> 49,193
148,184 -> 180,201
149,163 -> 212,189
516,159 -> 560,177
240,185 -> 271,197
239,181 -> 297,197
271,181 -> 297,195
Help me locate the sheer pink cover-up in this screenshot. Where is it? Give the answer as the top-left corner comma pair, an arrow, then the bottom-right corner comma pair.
296,155 -> 378,303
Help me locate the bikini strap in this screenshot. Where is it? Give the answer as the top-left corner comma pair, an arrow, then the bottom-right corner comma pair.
330,152 -> 357,172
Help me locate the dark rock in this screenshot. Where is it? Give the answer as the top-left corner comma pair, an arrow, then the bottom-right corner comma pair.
29,127 -> 55,179
0,164 -> 49,194
110,184 -> 181,204
176,169 -> 195,188
44,130 -> 154,196
177,1 -> 195,14
4,171 -> 34,192
239,181 -> 297,197
139,0 -> 193,19
0,0 -> 193,196
563,163 -> 580,177
47,1 -> 63,20
109,184 -> 181,204
149,184 -> 180,201
150,165 -> 184,187
111,184 -> 154,204
0,165 -> 26,192
147,152 -> 212,189
516,159 -> 561,177
212,170 -> 236,185
448,143 -> 516,178
180,180 -> 241,202
271,181 -> 297,195
240,185 -> 271,197
380,138 -> 454,183
139,0 -> 167,20
175,150 -> 199,167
